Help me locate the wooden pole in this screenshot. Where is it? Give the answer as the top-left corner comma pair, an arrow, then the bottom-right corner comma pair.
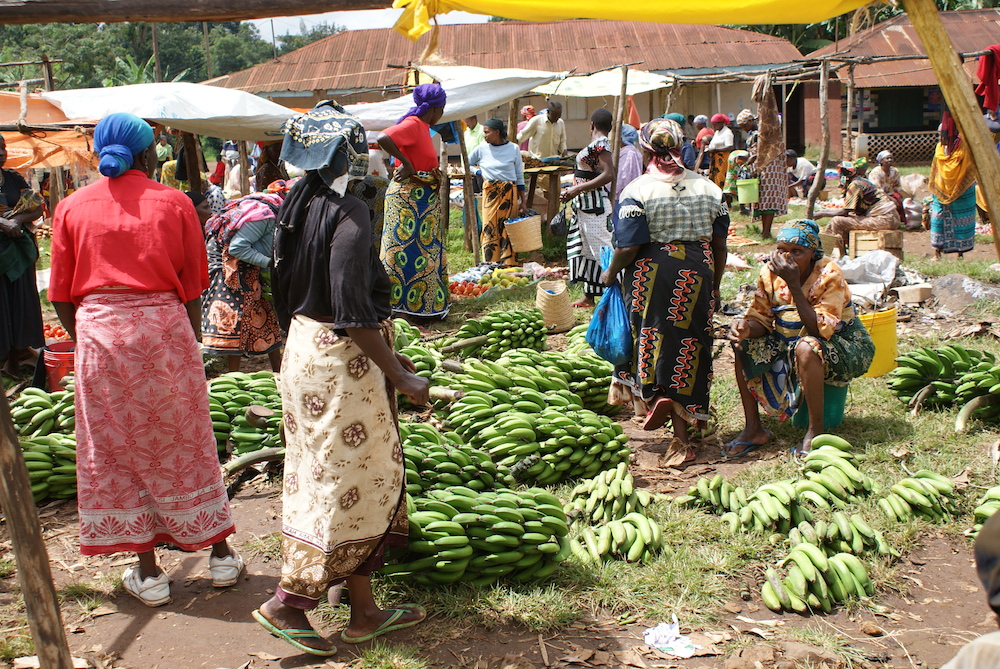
202,22 -> 213,79
457,128 -> 481,263
845,64 -> 856,160
806,61 -> 831,223
609,65 -> 628,202
904,0 -> 1000,262
151,23 -> 163,83
40,55 -> 54,92
181,132 -> 203,193
0,395 -> 74,669
439,143 -> 449,236
508,98 -> 519,145
237,140 -> 250,196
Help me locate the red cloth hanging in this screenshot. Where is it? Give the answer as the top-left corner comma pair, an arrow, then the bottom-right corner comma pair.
975,44 -> 1000,113
627,95 -> 641,130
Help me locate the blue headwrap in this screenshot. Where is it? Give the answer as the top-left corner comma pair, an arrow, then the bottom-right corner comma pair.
621,124 -> 639,147
776,219 -> 824,260
93,112 -> 155,178
398,83 -> 448,124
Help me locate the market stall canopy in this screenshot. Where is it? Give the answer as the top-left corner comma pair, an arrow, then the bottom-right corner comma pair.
0,91 -> 74,127
2,130 -> 96,171
343,65 -> 560,132
532,69 -> 671,98
41,82 -> 296,141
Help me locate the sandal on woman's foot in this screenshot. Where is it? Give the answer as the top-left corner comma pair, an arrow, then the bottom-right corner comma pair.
252,609 -> 338,657
340,604 -> 426,644
642,398 -> 673,431
722,430 -> 772,458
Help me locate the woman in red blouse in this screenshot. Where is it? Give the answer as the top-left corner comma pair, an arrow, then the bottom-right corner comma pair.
376,83 -> 449,320
49,113 -> 241,608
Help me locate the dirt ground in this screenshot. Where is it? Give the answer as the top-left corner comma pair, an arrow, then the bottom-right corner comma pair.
4,226 -> 997,669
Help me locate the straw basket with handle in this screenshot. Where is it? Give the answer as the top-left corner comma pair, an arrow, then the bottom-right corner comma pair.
505,215 -> 543,252
536,280 -> 575,333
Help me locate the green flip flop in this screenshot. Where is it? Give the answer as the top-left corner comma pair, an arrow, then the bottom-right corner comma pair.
340,604 -> 426,644
252,609 -> 338,657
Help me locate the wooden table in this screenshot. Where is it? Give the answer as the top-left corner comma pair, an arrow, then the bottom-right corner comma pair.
524,166 -> 573,223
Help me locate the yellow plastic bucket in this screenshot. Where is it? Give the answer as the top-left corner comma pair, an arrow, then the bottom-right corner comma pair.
858,307 -> 898,378
736,178 -> 759,204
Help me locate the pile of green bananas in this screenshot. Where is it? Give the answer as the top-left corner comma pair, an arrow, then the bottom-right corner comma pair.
799,437 -> 876,505
970,485 -> 1000,538
439,357 -> 572,395
677,476 -> 816,534
570,512 -> 664,564
399,345 -> 441,379
208,371 -> 282,456
887,344 -> 989,409
437,309 -> 547,360
563,463 -> 652,524
381,487 -> 570,586
400,421 -> 514,495
20,434 -> 77,503
393,318 -> 422,350
447,397 -> 630,486
564,323 -> 591,356
786,514 -> 898,558
762,547 -> 874,613
877,471 -> 957,523
10,387 -> 76,439
498,348 -> 618,415
952,357 -> 1000,429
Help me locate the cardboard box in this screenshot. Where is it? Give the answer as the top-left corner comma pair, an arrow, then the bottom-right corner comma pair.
893,283 -> 932,305
848,230 -> 903,261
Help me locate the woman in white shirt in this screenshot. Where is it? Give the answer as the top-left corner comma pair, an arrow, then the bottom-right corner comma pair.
467,118 -> 527,265
706,113 -> 735,188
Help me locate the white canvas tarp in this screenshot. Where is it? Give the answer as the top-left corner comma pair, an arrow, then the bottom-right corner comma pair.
532,69 -> 672,98
344,65 -> 561,132
42,82 -> 296,141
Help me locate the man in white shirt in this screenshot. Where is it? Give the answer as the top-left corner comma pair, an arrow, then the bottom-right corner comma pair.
517,101 -> 567,159
786,149 -> 817,197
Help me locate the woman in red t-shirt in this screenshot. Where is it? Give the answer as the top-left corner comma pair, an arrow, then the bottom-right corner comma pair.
49,113 -> 241,608
376,83 -> 448,320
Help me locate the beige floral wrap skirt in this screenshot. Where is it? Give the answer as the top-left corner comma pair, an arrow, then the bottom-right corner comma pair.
276,316 -> 408,609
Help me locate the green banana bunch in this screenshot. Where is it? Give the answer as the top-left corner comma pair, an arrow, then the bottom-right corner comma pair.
570,512 -> 664,564
970,485 -> 1000,538
441,357 -> 574,395
887,344 -> 986,409
19,434 -> 78,503
877,470 -> 957,523
564,323 -> 591,356
381,487 -> 570,586
762,549 -> 874,614
786,514 -> 899,559
498,348 -> 619,415
400,420 -> 514,495
798,435 -> 875,505
563,462 -> 652,525
208,371 -> 283,457
393,318 -> 422,351
677,475 -> 812,535
954,357 -> 1000,429
436,309 -> 548,360
9,387 -> 76,440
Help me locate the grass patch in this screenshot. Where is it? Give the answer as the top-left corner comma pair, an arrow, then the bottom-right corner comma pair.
58,574 -> 122,614
0,634 -> 32,661
0,559 -> 15,579
354,641 -> 432,669
904,256 -> 1000,284
241,532 -> 282,561
787,625 -> 869,667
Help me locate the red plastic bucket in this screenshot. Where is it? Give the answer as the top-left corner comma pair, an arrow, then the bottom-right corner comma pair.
43,341 -> 75,391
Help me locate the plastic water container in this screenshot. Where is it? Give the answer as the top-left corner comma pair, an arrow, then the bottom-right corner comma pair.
736,178 -> 759,204
43,341 -> 75,391
858,307 -> 898,378
791,383 -> 849,430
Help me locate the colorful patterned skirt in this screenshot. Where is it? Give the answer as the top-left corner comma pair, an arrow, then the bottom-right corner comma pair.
276,316 -> 408,610
931,185 -> 977,254
753,158 -> 789,216
201,236 -> 283,357
380,174 -> 449,318
611,240 -> 715,423
74,292 -> 234,555
568,182 -> 612,298
709,150 -> 731,189
481,180 -> 518,266
736,306 -> 874,419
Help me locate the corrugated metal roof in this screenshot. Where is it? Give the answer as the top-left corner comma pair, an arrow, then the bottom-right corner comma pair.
810,9 -> 1000,88
205,20 -> 802,95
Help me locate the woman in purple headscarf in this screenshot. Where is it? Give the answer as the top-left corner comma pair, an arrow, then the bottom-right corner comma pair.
376,83 -> 449,320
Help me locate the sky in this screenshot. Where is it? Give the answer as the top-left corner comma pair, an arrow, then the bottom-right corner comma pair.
251,9 -> 490,42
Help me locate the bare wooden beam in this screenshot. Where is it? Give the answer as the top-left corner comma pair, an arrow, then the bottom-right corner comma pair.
904,0 -> 1000,263
0,0 -> 392,24
806,60 -> 830,223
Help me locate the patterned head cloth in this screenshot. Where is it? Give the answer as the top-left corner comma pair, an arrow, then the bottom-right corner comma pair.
839,161 -> 857,178
693,114 -> 709,125
875,150 -> 892,164
639,118 -> 685,182
853,156 -> 868,170
520,105 -> 536,120
776,219 -> 823,260
621,124 -> 639,146
280,101 -> 368,178
736,109 -> 757,126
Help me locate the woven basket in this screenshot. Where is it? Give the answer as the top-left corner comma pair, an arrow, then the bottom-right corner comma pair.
536,280 -> 574,333
505,215 -> 543,252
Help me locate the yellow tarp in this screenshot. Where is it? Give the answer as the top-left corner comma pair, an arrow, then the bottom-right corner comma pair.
393,0 -> 873,40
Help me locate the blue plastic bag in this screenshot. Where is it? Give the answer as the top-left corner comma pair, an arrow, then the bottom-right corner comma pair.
585,247 -> 632,366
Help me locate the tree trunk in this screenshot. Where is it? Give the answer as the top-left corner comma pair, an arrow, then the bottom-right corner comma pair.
806,61 -> 830,222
